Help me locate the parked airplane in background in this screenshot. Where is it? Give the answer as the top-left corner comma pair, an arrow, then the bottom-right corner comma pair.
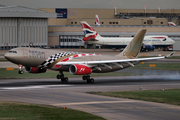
95,15 -> 100,26
168,22 -> 176,26
81,21 -> 175,51
4,29 -> 174,83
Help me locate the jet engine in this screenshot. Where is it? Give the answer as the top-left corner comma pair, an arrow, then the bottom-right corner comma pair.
25,67 -> 46,73
142,45 -> 155,51
69,64 -> 92,75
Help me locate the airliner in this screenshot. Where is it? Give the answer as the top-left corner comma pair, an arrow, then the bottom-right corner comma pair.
81,21 -> 175,51
168,22 -> 176,26
95,15 -> 100,26
4,29 -> 174,83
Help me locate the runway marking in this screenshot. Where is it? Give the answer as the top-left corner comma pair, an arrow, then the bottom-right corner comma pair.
0,85 -> 73,90
52,100 -> 137,106
74,106 -> 180,110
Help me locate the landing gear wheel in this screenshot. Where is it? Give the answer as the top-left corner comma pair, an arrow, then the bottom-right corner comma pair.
57,75 -> 61,79
86,76 -> 90,80
87,78 -> 94,83
57,71 -> 68,83
61,75 -> 64,79
83,75 -> 94,83
18,70 -> 23,74
57,75 -> 64,79
87,79 -> 91,83
61,79 -> 65,82
61,77 -> 68,83
82,76 -> 87,80
90,78 -> 94,83
64,77 -> 68,82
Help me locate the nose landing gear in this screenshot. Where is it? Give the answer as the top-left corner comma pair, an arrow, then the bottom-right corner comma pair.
18,65 -> 24,74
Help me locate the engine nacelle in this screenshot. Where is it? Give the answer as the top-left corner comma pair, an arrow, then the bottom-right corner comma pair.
25,67 -> 46,74
69,64 -> 92,75
143,45 -> 155,51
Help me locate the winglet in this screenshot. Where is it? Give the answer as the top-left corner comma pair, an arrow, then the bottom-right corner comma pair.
116,29 -> 147,59
165,52 -> 175,58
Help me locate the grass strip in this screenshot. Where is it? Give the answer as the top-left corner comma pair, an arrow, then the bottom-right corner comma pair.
132,63 -> 180,71
0,101 -> 105,120
0,58 -> 8,62
88,89 -> 180,106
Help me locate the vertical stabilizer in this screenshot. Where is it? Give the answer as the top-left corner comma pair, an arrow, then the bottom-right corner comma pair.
168,22 -> 176,26
80,21 -> 101,41
116,29 -> 146,59
95,15 -> 100,26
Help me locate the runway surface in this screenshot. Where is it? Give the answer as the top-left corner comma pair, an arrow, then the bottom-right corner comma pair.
1,76 -> 180,120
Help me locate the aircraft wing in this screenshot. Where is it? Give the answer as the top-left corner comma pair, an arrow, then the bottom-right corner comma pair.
57,52 -> 174,66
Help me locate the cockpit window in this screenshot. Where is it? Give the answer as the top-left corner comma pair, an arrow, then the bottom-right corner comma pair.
8,51 -> 17,53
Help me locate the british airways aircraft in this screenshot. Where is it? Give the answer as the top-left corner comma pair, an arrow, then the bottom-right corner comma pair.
168,22 -> 176,26
95,15 -> 100,26
4,29 -> 174,83
81,21 -> 175,51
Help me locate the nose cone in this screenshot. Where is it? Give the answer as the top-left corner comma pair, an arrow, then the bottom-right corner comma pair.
4,52 -> 11,60
4,52 -> 19,64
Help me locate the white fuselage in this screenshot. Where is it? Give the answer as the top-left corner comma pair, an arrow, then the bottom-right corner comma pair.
88,35 -> 175,48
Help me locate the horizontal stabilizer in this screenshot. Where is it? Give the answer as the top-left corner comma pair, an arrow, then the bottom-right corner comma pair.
165,52 -> 175,58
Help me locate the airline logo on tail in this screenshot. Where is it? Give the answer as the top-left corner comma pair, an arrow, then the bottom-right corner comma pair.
168,22 -> 176,26
96,15 -> 100,26
80,21 -> 98,41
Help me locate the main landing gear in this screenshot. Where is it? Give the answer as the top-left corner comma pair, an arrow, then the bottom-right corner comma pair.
82,75 -> 94,83
56,72 -> 94,83
18,65 -> 24,74
56,71 -> 68,83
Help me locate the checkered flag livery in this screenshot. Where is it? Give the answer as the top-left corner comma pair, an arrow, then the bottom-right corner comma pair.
38,52 -> 78,68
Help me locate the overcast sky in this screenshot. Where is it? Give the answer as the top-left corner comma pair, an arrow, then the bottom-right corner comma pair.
1,0 -> 180,9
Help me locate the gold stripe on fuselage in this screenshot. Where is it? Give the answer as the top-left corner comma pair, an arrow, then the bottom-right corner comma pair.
47,54 -> 76,69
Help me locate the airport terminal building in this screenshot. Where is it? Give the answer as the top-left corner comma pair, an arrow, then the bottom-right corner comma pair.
41,8 -> 180,50
0,5 -> 180,50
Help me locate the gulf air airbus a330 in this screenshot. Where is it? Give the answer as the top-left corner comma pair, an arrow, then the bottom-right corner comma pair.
4,29 -> 174,83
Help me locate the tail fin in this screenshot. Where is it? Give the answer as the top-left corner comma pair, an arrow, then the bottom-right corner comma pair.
95,15 -> 100,26
80,21 -> 101,41
116,29 -> 147,59
168,22 -> 176,26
